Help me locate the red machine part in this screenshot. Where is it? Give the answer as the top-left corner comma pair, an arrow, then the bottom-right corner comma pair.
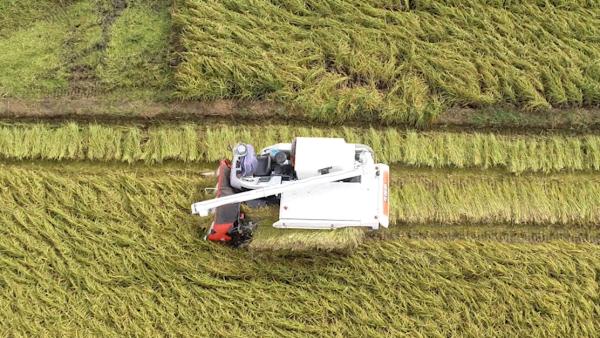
207,223 -> 232,242
206,160 -> 235,242
383,170 -> 389,217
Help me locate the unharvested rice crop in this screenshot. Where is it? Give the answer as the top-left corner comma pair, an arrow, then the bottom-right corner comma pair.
174,0 -> 600,124
1,163 -> 598,336
1,162 -> 598,238
391,171 -> 600,226
2,122 -> 600,173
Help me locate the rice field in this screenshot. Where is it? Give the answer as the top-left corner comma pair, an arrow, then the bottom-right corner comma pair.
3,236 -> 599,337
2,122 -> 600,173
174,0 -> 600,124
0,162 -> 598,336
3,1 -> 600,128
0,130 -> 599,335
3,0 -> 600,336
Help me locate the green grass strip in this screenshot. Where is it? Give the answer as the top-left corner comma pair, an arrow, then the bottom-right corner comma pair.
0,0 -> 172,100
1,122 -> 600,173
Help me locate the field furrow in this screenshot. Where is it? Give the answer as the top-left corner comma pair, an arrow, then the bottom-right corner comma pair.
381,224 -> 600,244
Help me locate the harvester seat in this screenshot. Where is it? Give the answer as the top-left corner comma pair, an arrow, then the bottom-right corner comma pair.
253,155 -> 272,176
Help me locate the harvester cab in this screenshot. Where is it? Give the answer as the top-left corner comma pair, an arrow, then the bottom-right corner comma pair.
191,137 -> 390,246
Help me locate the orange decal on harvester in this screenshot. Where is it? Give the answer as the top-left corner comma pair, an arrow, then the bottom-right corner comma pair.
383,170 -> 389,217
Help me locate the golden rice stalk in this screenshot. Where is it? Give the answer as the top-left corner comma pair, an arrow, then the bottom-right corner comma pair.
174,0 -> 600,124
1,122 -> 600,174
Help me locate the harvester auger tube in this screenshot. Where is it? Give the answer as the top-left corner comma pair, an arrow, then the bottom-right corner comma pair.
192,167 -> 364,217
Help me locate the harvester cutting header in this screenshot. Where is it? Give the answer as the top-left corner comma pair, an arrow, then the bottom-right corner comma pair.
191,137 -> 390,246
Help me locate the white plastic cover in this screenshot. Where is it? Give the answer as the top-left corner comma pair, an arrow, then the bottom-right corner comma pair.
293,137 -> 355,179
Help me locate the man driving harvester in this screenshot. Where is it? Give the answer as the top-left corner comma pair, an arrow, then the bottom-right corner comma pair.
194,137 -> 390,247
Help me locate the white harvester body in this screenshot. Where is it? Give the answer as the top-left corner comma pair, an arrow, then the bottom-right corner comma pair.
191,137 -> 389,243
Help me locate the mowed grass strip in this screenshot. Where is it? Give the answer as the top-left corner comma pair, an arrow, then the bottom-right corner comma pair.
247,168 -> 600,249
242,171 -> 600,229
0,166 -> 598,337
245,206 -> 367,253
1,122 -> 600,173
174,0 -> 600,124
249,226 -> 365,253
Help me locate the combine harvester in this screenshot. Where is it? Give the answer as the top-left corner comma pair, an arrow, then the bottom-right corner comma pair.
191,137 -> 390,247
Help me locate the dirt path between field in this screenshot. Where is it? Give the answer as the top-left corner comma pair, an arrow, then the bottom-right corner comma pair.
2,98 -> 600,135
